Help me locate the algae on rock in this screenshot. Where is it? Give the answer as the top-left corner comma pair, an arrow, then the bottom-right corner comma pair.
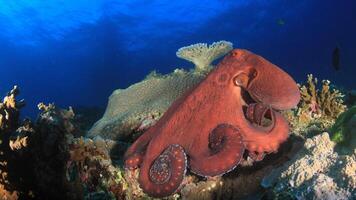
329,105 -> 356,147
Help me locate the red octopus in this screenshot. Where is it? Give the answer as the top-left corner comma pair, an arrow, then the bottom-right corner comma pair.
124,49 -> 300,198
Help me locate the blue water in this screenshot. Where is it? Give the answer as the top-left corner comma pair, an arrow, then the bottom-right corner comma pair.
0,0 -> 355,118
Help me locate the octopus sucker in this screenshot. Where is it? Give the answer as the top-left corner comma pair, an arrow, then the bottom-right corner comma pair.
249,151 -> 265,161
124,152 -> 144,169
125,49 -> 300,198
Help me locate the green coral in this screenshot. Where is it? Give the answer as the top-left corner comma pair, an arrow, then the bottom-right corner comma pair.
285,74 -> 346,136
330,105 -> 356,147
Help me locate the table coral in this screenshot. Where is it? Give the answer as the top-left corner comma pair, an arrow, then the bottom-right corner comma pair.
176,40 -> 233,71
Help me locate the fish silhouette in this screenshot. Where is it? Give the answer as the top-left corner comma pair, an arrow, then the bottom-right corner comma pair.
332,46 -> 340,71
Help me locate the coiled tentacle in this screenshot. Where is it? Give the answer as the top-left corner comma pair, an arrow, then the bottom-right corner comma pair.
139,144 -> 187,198
190,124 -> 245,177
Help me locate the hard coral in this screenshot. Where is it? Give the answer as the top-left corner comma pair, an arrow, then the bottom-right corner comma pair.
176,40 -> 233,71
284,74 -> 346,135
88,68 -> 206,141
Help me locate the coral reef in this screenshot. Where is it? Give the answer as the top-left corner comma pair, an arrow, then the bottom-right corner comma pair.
262,132 -> 356,200
0,85 -> 305,200
0,87 -> 132,200
0,99 -> 85,199
176,40 -> 233,71
283,74 -> 346,136
0,47 -> 354,200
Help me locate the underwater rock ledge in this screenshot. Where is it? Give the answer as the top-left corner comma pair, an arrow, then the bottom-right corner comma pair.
262,132 -> 356,200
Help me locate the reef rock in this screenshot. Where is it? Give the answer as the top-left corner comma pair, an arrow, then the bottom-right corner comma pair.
262,132 -> 356,200
88,41 -> 233,141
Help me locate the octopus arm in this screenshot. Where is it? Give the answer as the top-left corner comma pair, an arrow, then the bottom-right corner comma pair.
189,124 -> 245,177
138,144 -> 187,198
241,109 -> 289,153
124,128 -> 156,169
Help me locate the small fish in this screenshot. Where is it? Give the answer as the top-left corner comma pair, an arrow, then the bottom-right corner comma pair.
277,19 -> 285,26
332,46 -> 340,71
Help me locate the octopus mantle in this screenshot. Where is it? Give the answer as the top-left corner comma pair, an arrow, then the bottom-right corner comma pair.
124,49 -> 300,198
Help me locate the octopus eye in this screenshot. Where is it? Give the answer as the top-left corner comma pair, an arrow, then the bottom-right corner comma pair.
233,73 -> 249,87
233,68 -> 257,88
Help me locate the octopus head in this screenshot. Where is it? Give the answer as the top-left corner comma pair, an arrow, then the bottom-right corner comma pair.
222,49 -> 300,110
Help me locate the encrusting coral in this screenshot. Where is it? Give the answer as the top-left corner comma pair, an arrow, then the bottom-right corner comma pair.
88,41 -> 234,141
176,40 -> 233,71
283,74 -> 346,135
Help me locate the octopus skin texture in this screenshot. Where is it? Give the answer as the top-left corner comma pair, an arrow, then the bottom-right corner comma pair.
124,49 -> 300,198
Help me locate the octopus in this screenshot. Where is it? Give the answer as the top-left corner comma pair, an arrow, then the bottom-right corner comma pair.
124,49 -> 300,198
